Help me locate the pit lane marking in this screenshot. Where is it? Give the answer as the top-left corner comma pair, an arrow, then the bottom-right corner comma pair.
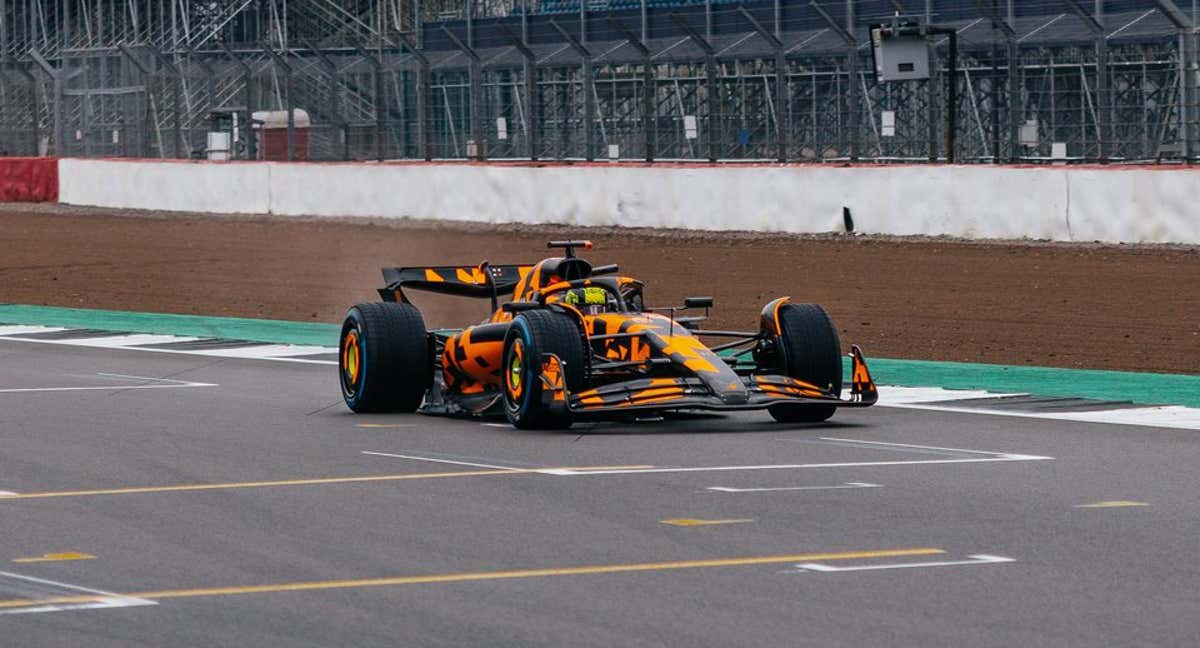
0,548 -> 945,611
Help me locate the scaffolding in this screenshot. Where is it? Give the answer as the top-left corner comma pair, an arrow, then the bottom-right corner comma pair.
0,0 -> 1196,162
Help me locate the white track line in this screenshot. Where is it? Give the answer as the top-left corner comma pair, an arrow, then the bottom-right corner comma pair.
0,383 -> 215,394
0,570 -> 156,616
793,554 -> 1015,573
195,344 -> 333,359
0,372 -> 216,394
707,482 -> 881,493
877,386 -> 1200,431
0,326 -> 67,335
0,334 -> 336,365
361,451 -> 525,471
39,334 -> 204,347
819,437 -> 1020,456
542,454 -> 1051,476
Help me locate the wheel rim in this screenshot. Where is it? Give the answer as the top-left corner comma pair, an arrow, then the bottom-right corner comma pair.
341,329 -> 361,396
506,338 -> 525,402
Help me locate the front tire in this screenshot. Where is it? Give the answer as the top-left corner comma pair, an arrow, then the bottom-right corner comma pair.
768,303 -> 843,423
339,302 -> 430,413
502,310 -> 587,430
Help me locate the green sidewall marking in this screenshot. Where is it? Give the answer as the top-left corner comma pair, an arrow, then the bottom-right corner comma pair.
840,356 -> 1200,409
2,305 -> 1197,408
0,304 -> 339,348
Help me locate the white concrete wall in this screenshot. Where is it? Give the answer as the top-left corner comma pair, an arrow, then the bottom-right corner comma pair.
57,158 -> 1200,244
58,158 -> 271,214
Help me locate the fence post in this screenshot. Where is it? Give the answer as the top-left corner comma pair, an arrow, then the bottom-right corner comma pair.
3,57 -> 40,155
609,17 -> 653,161
441,25 -> 483,159
810,1 -> 857,161
671,13 -> 718,162
262,43 -> 295,161
399,35 -> 431,161
551,20 -> 595,160
1151,0 -> 1195,159
139,45 -> 184,157
305,39 -> 349,160
29,50 -> 62,156
217,41 -> 256,160
499,23 -> 539,160
739,7 -> 786,161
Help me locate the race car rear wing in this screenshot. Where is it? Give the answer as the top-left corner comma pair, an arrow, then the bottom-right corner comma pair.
379,264 -> 533,302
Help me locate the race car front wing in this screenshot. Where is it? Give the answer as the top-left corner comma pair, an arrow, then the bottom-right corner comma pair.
536,345 -> 878,416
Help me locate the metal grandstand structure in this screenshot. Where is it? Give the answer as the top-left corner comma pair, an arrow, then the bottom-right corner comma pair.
0,0 -> 1196,162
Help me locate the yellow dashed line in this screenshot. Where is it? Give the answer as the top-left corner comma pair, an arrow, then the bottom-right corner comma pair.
660,518 -> 755,527
0,548 -> 945,609
12,552 -> 96,563
0,465 -> 658,501
0,469 -> 526,500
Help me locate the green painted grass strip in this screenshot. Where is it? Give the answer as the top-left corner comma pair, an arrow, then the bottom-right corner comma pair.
0,305 -> 339,348
843,356 -> 1200,409
2,305 -> 1197,408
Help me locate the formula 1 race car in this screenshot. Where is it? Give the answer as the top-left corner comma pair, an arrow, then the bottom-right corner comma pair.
338,241 -> 877,429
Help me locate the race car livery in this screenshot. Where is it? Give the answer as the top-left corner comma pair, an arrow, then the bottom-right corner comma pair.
339,240 -> 877,429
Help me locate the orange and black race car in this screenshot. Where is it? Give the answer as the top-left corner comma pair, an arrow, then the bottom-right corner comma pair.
338,240 -> 877,429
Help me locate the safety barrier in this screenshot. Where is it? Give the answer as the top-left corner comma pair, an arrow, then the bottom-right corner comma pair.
0,157 -> 58,202
53,158 -> 1200,244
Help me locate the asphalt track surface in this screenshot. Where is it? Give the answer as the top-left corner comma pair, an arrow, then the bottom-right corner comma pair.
2,341 -> 1198,647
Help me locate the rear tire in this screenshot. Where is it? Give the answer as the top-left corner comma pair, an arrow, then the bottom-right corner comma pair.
768,303 -> 843,423
339,302 -> 430,413
502,310 -> 587,430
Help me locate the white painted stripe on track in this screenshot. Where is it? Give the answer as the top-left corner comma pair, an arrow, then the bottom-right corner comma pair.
878,386 -> 1018,404
41,333 -> 204,347
0,325 -> 67,335
542,454 -> 1052,476
0,570 -> 157,616
0,333 -> 337,365
1,330 -> 1193,428
193,343 -> 335,358
876,386 -> 1200,431
361,451 -> 525,471
0,383 -> 215,394
819,437 -> 1019,456
792,554 -> 1015,573
707,482 -> 881,493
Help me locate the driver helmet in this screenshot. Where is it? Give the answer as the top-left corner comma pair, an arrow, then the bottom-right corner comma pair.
563,286 -> 612,315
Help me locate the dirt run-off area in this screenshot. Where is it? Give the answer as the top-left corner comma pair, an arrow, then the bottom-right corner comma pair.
1,203 -> 1196,374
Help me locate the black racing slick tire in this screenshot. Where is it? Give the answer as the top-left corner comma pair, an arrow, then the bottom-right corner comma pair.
768,303 -> 843,423
339,302 -> 431,413
502,310 -> 587,430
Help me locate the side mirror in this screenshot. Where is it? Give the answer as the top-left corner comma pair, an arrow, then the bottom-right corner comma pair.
684,296 -> 714,309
